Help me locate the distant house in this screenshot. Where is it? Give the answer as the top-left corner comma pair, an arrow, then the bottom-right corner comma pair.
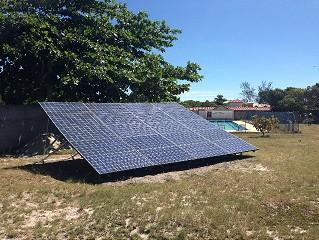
228,99 -> 244,108
189,100 -> 271,120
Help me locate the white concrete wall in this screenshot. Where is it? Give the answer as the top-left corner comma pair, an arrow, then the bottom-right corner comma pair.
198,111 -> 207,119
198,110 -> 234,120
210,111 -> 234,120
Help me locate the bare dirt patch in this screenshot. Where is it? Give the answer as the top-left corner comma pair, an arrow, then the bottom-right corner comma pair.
23,207 -> 93,228
228,162 -> 271,172
103,160 -> 271,185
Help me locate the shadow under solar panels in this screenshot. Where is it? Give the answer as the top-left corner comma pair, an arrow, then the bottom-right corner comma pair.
39,102 -> 257,174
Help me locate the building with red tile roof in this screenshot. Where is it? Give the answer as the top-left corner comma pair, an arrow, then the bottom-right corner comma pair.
188,100 -> 271,120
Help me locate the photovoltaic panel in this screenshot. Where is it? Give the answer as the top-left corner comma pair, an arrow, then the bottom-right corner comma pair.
39,102 -> 257,174
139,146 -> 193,165
180,142 -> 228,160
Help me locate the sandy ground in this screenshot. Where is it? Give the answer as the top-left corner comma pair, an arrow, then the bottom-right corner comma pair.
103,159 -> 270,186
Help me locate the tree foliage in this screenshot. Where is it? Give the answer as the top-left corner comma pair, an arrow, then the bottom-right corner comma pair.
240,81 -> 256,102
181,100 -> 216,108
258,81 -> 273,93
236,81 -> 319,112
258,86 -> 315,112
0,0 -> 202,104
252,115 -> 279,136
214,94 -> 227,106
305,83 -> 319,110
257,81 -> 272,102
181,95 -> 228,108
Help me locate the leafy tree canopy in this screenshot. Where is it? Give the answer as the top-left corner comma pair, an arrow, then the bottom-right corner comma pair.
279,87 -> 306,112
238,81 -> 319,112
0,0 -> 202,104
181,95 -> 228,108
259,86 -> 311,112
214,94 -> 227,106
181,100 -> 216,108
252,115 -> 279,136
305,83 -> 319,110
258,88 -> 285,110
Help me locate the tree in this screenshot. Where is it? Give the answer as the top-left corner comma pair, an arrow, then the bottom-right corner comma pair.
214,94 -> 227,106
245,81 -> 319,112
258,87 -> 306,112
257,81 -> 272,103
240,81 -> 256,102
201,100 -> 214,107
258,88 -> 285,111
181,100 -> 216,108
305,83 -> 319,110
279,87 -> 306,112
252,115 -> 279,136
0,0 -> 202,104
181,100 -> 201,108
258,81 -> 273,93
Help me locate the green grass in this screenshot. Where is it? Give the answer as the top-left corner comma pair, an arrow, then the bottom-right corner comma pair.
0,125 -> 319,239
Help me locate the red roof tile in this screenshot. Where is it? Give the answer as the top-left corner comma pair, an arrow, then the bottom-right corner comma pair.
227,106 -> 271,111
228,99 -> 243,103
189,107 -> 215,111
188,106 -> 271,111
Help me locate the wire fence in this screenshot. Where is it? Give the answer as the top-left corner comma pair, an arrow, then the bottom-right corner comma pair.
278,123 -> 300,133
242,111 -> 300,133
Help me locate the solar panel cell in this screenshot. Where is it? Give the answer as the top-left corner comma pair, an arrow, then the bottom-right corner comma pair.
85,150 -> 153,174
192,129 -> 236,142
146,120 -> 188,134
123,134 -> 173,150
162,131 -> 205,145
139,146 -> 192,164
215,138 -> 256,154
109,123 -> 155,137
181,142 -> 227,159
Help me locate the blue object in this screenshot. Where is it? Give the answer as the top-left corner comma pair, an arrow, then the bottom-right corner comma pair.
209,120 -> 247,131
40,102 -> 257,174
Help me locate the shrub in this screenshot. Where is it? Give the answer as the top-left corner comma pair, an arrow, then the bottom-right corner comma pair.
252,115 -> 279,136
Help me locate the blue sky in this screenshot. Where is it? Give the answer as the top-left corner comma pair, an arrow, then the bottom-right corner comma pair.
121,0 -> 319,101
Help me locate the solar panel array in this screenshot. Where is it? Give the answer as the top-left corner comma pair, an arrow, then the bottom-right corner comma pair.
40,102 -> 257,174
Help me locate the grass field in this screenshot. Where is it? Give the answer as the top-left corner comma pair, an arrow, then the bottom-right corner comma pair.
0,125 -> 319,239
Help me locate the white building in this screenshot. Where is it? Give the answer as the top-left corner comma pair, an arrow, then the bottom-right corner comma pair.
189,100 -> 271,120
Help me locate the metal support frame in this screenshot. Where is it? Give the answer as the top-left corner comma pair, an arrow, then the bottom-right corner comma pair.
70,152 -> 80,161
43,117 -> 50,156
33,118 -> 81,164
34,140 -> 68,164
34,140 -> 81,164
42,141 -> 68,162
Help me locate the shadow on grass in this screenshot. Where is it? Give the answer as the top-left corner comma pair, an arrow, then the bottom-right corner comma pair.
8,154 -> 254,184
248,135 -> 271,138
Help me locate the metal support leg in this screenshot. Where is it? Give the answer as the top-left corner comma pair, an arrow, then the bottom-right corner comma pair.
34,140 -> 69,164
71,153 -> 79,161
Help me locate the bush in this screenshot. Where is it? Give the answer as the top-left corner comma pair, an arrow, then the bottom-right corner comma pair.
252,115 -> 279,136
